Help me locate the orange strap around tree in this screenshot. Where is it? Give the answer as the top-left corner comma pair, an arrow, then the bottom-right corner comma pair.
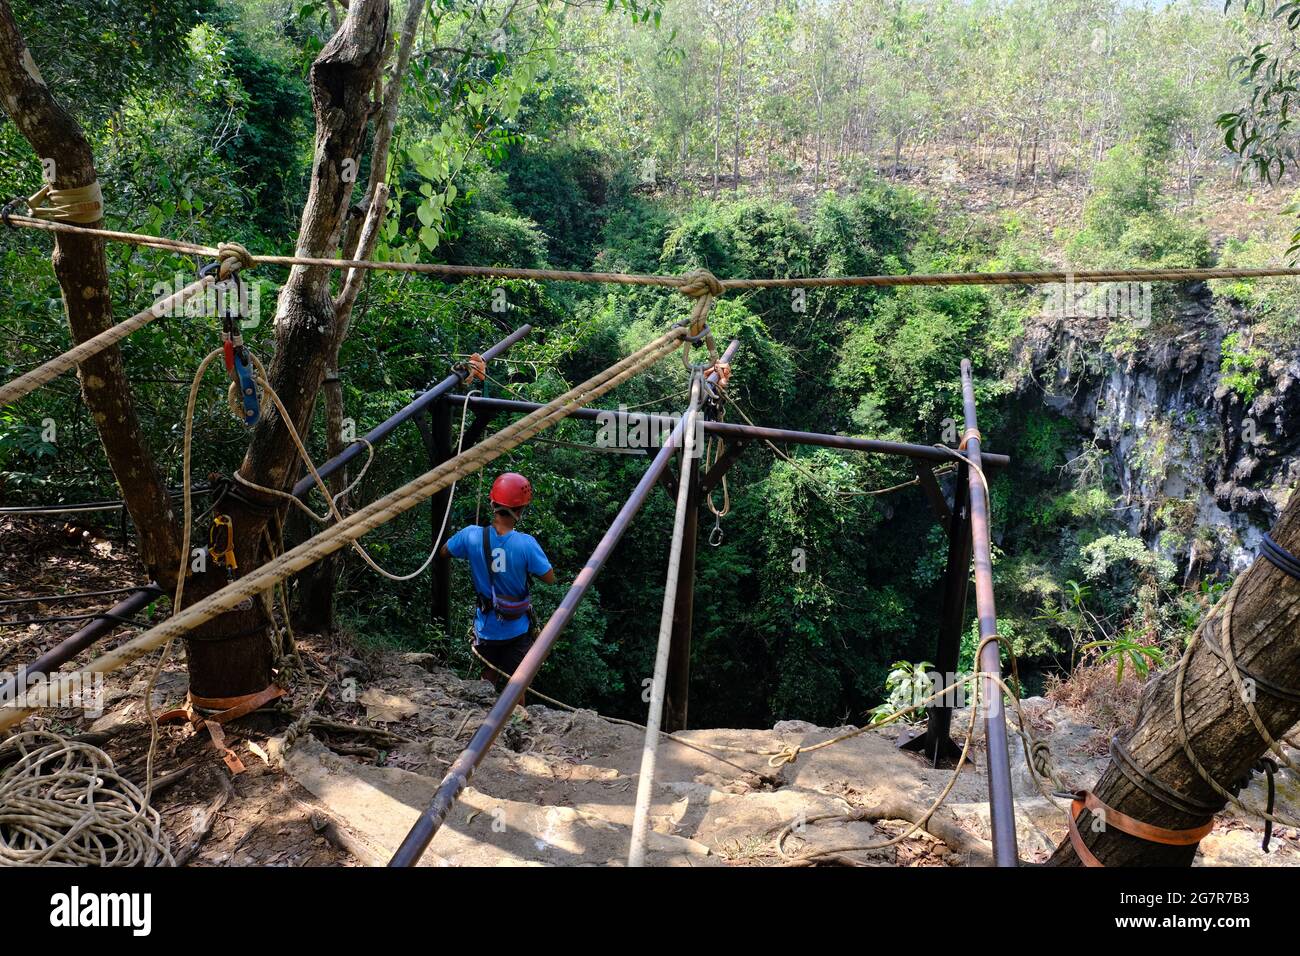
158,684 -> 286,774
1066,789 -> 1214,867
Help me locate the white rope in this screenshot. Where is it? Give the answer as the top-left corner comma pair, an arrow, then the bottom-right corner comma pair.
628,373 -> 704,867
0,329 -> 686,730
0,731 -> 173,866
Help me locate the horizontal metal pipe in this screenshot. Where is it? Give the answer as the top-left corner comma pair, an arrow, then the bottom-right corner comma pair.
291,324 -> 532,498
389,407 -> 693,866
443,393 -> 1011,470
0,585 -> 163,705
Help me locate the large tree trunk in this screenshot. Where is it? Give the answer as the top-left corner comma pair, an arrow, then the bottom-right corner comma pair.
179,0 -> 391,698
1048,501 -> 1300,866
305,0 -> 423,631
0,0 -> 181,590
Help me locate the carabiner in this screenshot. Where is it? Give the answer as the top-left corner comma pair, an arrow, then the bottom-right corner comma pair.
708,514 -> 724,548
209,514 -> 237,570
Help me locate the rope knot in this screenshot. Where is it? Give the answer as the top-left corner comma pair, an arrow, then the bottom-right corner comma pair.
768,745 -> 801,768
216,241 -> 255,279
677,268 -> 724,300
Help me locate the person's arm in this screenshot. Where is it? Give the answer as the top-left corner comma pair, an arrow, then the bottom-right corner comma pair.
443,528 -> 468,563
528,537 -> 556,585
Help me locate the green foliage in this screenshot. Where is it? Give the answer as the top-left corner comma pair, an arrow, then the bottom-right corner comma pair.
8,0 -> 215,124
1068,144 -> 1210,270
1079,634 -> 1166,684
1219,332 -> 1268,403
867,660 -> 935,725
0,0 -> 1246,735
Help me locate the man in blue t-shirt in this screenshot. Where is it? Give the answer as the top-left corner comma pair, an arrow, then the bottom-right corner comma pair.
441,471 -> 555,691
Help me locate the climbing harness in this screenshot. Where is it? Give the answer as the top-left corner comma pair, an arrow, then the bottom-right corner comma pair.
0,328 -> 688,730
478,523 -> 533,622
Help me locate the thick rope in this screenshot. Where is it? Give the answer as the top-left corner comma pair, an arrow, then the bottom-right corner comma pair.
628,373 -> 704,867
238,363 -> 476,582
10,214 -> 1300,289
14,182 -> 104,223
0,731 -> 173,866
0,328 -> 686,730
1173,576 -> 1300,829
0,275 -> 215,407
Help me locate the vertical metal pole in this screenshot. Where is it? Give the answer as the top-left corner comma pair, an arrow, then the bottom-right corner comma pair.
429,398 -> 453,635
664,456 -> 699,733
961,358 -> 1019,867
903,462 -> 969,765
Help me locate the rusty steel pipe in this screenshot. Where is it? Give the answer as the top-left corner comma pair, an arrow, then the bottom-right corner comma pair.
442,394 -> 1011,470
388,408 -> 695,866
961,358 -> 1019,867
290,324 -> 532,498
0,585 -> 163,705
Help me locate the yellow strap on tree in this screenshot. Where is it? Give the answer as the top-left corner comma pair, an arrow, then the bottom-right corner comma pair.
23,181 -> 104,224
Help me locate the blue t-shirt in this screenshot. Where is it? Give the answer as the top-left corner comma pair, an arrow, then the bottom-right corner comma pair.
446,525 -> 552,640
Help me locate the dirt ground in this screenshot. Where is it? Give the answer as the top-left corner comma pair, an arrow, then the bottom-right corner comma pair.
3,514 -> 1298,868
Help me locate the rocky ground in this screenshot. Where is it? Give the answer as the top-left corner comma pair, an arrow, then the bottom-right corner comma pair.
3,515 -> 1297,867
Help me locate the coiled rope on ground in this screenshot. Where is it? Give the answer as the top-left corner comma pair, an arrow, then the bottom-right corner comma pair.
0,731 -> 173,866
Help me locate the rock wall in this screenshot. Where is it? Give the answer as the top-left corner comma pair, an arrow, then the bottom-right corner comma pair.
1018,283 -> 1300,575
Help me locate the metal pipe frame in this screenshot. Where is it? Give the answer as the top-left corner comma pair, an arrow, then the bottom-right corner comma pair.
414,355 -> 1019,867
442,393 -> 1011,471
389,406 -> 697,866
2,326 -> 533,698
961,358 -> 1019,867
0,585 -> 163,705
290,324 -> 533,498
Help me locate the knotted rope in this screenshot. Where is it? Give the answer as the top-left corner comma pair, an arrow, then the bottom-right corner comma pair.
14,213 -> 1300,288
8,182 -> 104,224
0,247 -> 255,408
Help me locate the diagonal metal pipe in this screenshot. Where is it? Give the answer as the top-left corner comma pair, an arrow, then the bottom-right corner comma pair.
389,404 -> 696,866
290,324 -> 532,498
961,357 -> 1019,867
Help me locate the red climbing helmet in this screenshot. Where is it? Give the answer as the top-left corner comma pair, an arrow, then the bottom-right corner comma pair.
490,472 -> 533,509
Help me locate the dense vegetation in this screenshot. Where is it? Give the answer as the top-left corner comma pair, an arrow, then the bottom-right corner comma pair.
1,0 -> 1295,728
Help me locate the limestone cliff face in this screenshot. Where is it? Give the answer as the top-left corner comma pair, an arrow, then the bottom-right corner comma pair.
1017,283 -> 1300,575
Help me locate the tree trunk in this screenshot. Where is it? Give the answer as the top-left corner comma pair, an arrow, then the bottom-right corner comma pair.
0,0 -> 181,591
182,0 -> 390,696
301,0 -> 422,631
1048,501 -> 1300,865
